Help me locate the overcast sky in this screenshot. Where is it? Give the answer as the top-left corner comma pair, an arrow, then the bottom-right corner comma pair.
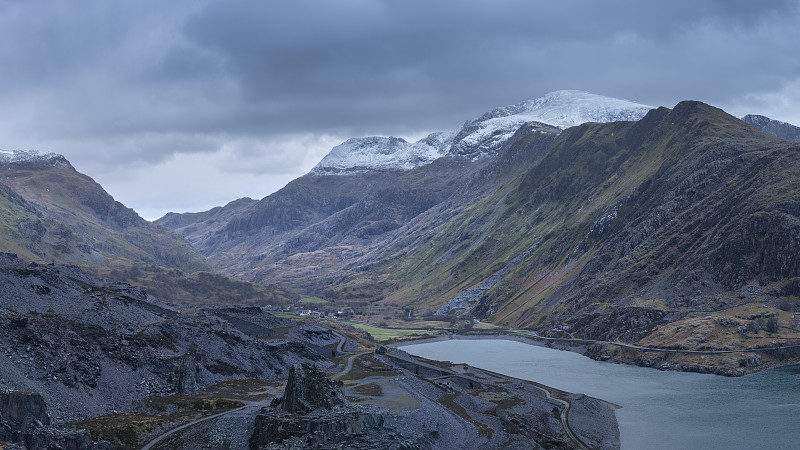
1,0 -> 799,219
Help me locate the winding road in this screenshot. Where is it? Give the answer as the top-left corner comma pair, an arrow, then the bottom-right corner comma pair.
331,330 -> 348,354
527,381 -> 589,449
333,350 -> 370,380
140,404 -> 254,450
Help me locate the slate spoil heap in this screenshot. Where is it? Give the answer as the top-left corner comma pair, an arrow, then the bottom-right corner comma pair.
249,363 -> 418,450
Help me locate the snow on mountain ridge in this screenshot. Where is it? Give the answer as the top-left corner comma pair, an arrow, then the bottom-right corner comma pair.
475,90 -> 653,127
0,149 -> 72,169
311,132 -> 454,175
312,90 -> 655,174
1,149 -> 56,161
449,90 -> 654,158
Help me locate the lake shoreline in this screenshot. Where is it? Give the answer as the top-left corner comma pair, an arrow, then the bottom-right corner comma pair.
393,332 -> 591,355
390,337 -> 621,448
398,336 -> 800,449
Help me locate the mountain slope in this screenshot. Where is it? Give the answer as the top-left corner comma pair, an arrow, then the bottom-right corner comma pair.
160,155 -> 502,292
158,96 -> 800,368
363,102 -> 800,349
157,120 -> 562,295
0,150 -> 206,270
158,91 -> 650,291
0,150 -> 297,306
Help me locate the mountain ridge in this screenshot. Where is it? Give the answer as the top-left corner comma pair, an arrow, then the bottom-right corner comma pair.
311,90 -> 654,174
0,150 -> 297,307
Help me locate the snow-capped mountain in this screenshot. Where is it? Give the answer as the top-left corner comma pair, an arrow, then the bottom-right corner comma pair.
741,114 -> 800,142
311,90 -> 655,174
0,149 -> 72,169
311,132 -> 453,175
449,90 -> 654,157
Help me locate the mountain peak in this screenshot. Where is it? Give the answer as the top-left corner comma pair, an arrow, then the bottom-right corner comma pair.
448,91 -> 654,158
474,90 -> 653,128
310,133 -> 453,175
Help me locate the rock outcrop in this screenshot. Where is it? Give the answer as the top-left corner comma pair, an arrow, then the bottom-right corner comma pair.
249,363 -> 417,449
0,392 -> 108,450
168,356 -> 200,395
0,392 -> 50,446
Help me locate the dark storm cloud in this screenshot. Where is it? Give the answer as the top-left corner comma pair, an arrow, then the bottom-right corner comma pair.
178,0 -> 800,134
0,0 -> 798,218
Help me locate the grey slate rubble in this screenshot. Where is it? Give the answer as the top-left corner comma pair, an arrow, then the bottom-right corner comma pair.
249,363 -> 418,449
0,253 -> 335,443
435,240 -> 541,317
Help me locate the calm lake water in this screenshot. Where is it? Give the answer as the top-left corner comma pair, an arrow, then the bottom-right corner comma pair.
403,338 -> 800,450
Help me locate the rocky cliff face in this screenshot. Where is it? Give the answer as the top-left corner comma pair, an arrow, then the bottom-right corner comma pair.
0,392 -> 105,450
0,392 -> 50,436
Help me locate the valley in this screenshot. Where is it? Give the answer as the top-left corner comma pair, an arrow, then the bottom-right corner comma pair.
3,90 -> 800,449
0,255 -> 616,449
159,92 -> 800,376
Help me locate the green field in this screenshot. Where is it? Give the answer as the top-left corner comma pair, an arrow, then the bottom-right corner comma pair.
343,322 -> 437,342
300,296 -> 329,304
274,311 -> 303,319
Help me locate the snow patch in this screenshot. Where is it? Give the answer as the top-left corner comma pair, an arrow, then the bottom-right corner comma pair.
310,132 -> 454,175
0,150 -> 71,168
449,90 -> 654,158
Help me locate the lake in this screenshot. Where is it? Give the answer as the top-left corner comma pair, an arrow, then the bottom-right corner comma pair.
402,338 -> 800,449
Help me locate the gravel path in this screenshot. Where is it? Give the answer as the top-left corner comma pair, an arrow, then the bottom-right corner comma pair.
140,405 -> 250,450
